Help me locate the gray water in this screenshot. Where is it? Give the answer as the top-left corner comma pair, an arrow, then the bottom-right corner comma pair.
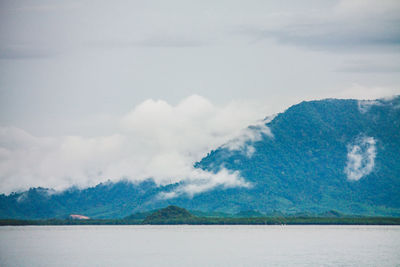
0,225 -> 399,267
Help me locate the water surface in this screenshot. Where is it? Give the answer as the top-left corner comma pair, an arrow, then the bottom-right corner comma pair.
1,225 -> 399,266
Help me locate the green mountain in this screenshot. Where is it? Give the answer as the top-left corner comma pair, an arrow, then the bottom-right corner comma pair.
1,97 -> 400,218
193,96 -> 400,215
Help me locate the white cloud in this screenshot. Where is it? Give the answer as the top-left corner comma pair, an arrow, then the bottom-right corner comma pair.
0,95 -> 268,194
223,115 -> 275,157
345,136 -> 377,181
356,94 -> 399,113
158,168 -> 251,199
357,100 -> 382,114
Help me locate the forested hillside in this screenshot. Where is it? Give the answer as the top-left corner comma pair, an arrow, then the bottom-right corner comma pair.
1,97 -> 400,219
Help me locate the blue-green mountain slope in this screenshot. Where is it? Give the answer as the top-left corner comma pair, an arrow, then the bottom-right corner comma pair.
1,97 -> 399,218
193,97 -> 400,215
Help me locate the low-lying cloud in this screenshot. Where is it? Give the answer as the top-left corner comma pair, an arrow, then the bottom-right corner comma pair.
345,136 -> 377,181
0,95 -> 268,194
358,100 -> 383,114
223,115 -> 275,157
158,168 -> 251,199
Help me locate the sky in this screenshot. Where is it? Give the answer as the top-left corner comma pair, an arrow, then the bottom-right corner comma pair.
0,0 -> 399,194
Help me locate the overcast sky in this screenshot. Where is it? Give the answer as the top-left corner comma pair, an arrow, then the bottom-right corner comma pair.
0,0 -> 399,193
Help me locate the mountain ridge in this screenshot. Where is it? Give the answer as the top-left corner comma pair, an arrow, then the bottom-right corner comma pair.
1,96 -> 400,219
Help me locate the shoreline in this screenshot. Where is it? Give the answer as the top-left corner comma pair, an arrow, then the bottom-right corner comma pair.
2,217 -> 400,226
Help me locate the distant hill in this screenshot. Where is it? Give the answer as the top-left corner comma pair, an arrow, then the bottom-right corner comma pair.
142,206 -> 195,224
1,96 -> 400,219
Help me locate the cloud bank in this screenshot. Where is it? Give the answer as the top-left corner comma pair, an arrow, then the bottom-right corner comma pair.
345,136 -> 377,181
0,95 -> 267,194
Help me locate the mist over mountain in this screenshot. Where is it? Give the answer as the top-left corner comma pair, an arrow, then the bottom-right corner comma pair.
1,96 -> 400,219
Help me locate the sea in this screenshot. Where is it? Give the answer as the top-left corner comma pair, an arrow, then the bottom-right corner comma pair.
0,225 -> 399,266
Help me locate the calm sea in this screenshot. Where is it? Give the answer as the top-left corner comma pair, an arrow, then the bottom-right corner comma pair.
0,225 -> 399,266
